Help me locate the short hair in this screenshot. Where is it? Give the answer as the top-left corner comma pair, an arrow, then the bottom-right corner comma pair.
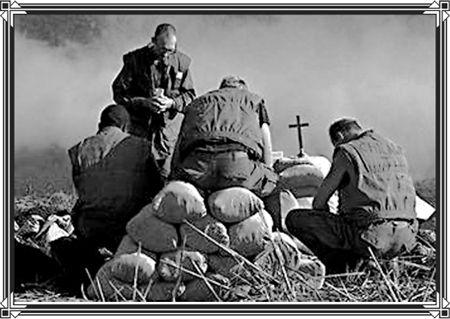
99,104 -> 130,130
153,23 -> 176,40
329,118 -> 362,143
219,76 -> 248,90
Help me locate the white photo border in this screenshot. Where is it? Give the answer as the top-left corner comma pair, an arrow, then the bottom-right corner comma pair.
0,0 -> 447,317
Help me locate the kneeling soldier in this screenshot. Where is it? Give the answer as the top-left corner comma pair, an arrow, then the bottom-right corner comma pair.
286,118 -> 418,272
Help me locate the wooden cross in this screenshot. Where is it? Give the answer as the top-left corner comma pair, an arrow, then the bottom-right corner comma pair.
288,115 -> 309,157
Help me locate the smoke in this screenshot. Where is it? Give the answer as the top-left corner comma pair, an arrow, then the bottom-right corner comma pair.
14,14 -> 435,179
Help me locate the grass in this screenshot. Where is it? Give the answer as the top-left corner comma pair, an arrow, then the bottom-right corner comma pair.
15,145 -> 74,197
15,205 -> 435,303
221,252 -> 436,303
13,169 -> 437,303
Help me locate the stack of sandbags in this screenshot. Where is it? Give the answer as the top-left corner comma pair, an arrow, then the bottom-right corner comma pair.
274,156 -> 327,199
274,155 -> 339,229
178,187 -> 274,291
87,181 -> 229,302
205,188 -> 325,295
207,187 -> 273,259
87,182 -> 324,302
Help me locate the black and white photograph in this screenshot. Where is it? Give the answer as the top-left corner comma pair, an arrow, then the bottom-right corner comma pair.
0,0 -> 447,317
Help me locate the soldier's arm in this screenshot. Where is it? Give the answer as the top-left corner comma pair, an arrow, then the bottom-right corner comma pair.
112,55 -> 135,106
261,123 -> 273,167
259,100 -> 272,166
170,67 -> 196,113
312,149 -> 350,210
68,145 -> 81,188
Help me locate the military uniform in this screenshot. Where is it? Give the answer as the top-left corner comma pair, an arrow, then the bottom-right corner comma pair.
170,86 -> 287,229
286,130 -> 418,272
171,87 -> 279,198
112,45 -> 196,178
68,126 -> 163,251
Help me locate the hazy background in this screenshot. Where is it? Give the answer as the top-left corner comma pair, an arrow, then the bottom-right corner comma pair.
14,14 -> 436,195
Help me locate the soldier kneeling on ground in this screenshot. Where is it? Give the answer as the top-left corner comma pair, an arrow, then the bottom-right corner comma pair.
286,118 -> 419,273
170,75 -> 289,228
51,104 -> 164,294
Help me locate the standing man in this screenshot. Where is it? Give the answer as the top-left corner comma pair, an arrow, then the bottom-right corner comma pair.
285,118 -> 418,272
112,23 -> 196,179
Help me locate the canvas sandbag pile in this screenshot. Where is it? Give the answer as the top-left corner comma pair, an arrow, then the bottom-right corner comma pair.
274,155 -> 339,230
87,181 -> 325,302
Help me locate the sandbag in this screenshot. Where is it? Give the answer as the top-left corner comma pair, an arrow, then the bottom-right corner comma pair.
294,186 -> 319,198
158,250 -> 208,282
87,260 -> 151,301
274,156 -> 331,176
179,273 -> 230,301
273,156 -> 313,173
109,253 -> 156,284
179,215 -> 229,254
208,187 -> 264,223
307,156 -> 332,177
208,254 -> 241,278
152,181 -> 207,224
126,207 -> 178,253
279,164 -> 324,198
147,280 -> 186,301
87,275 -> 138,301
296,197 -> 314,209
228,210 -> 273,257
114,235 -> 157,260
295,195 -> 339,215
276,189 -> 301,232
278,156 -> 337,212
255,232 -> 325,289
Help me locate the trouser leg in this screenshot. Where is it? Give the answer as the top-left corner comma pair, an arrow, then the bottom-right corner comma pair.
240,160 -> 279,198
213,156 -> 284,229
171,150 -> 282,214
285,210 -> 364,272
262,188 -> 283,230
261,184 -> 299,231
360,219 -> 419,259
171,151 -> 276,192
150,114 -> 183,180
169,151 -> 215,192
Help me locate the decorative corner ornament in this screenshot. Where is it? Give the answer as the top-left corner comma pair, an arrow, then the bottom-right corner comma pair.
0,1 -> 26,27
424,0 -> 450,26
